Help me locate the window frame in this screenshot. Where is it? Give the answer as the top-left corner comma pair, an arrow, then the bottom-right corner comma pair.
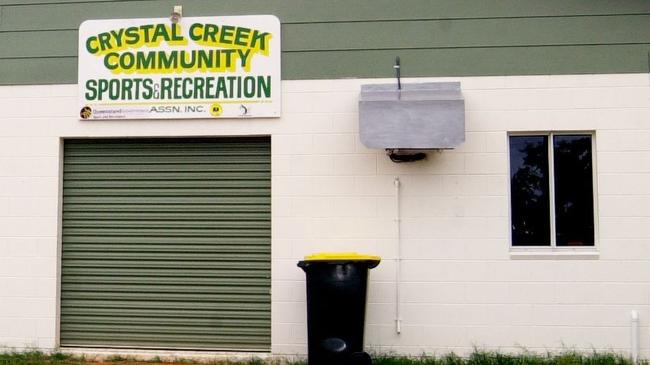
507,131 -> 599,253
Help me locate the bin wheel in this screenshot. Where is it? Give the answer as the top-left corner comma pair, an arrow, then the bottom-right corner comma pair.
349,352 -> 372,365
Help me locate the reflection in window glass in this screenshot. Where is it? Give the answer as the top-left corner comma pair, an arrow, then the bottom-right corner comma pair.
509,136 -> 550,246
553,135 -> 594,246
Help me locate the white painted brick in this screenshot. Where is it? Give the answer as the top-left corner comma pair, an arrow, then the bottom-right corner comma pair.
484,132 -> 507,152
552,260 -> 650,282
288,155 -> 334,175
367,282 -> 396,304
465,87 -> 649,111
280,113 -> 332,133
271,134 -> 314,155
272,280 -> 305,303
355,175 -> 399,196
271,301 -> 306,324
366,303 -> 395,326
506,282 -> 557,304
273,217 -> 313,240
312,134 -> 356,154
283,91 -> 358,114
36,337 -> 56,350
311,176 -> 356,196
271,239 -> 293,259
443,175 -> 507,196
401,283 -> 466,304
272,176 -> 314,197
460,196 -> 508,217
7,197 -> 58,216
531,305 -> 650,327
0,158 -> 59,177
0,137 -> 59,157
0,198 -> 9,216
34,238 -> 58,258
403,196 -> 507,218
465,111 -> 509,132
3,97 -> 76,118
0,318 -> 38,338
273,176 -> 356,197
272,155 -> 292,176
0,278 -> 56,298
464,153 -> 507,174
0,257 -> 57,278
598,130 -> 650,151
556,283 -> 650,305
0,298 -> 56,318
330,197 -> 378,217
401,304 -> 487,326
0,217 -> 57,237
271,197 -> 292,217
272,259 -> 305,281
398,175 -> 444,196
330,113 -> 358,133
310,217 -> 395,239
401,239 -> 508,260
598,152 -> 650,173
332,154 -> 377,175
401,260 -> 491,282
598,174 -> 650,195
454,132 -> 486,153
3,238 -> 38,257
0,177 -> 58,197
272,323 -> 308,344
599,196 -> 650,217
401,196 -> 456,217
483,260 -> 559,282
401,217 -> 507,239
599,239 -> 650,260
600,217 -> 650,239
294,197 -> 339,218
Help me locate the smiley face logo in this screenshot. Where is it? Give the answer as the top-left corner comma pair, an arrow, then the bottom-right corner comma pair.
209,103 -> 223,117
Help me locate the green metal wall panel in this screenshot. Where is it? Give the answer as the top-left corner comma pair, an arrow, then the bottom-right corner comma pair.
1,0 -> 649,84
61,137 -> 271,351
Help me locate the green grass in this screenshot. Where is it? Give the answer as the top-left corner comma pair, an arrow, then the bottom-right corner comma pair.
0,351 -> 85,365
0,350 -> 645,365
373,351 -> 647,365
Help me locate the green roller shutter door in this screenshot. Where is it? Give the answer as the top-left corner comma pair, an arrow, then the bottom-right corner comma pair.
60,137 -> 271,351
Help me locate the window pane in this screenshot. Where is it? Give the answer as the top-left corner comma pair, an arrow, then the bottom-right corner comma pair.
553,135 -> 595,246
509,136 -> 551,246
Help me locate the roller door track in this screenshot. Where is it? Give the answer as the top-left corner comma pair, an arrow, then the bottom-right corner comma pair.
60,137 -> 271,351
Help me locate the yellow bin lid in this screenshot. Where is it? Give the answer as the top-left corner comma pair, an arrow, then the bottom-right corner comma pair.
304,252 -> 381,263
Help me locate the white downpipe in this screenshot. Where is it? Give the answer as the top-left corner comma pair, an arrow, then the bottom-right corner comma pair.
631,310 -> 639,364
394,177 -> 402,334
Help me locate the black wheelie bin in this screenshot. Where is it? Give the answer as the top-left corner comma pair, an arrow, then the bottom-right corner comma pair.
298,252 -> 381,365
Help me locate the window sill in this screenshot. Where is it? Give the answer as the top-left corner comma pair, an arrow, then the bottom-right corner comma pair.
509,250 -> 599,260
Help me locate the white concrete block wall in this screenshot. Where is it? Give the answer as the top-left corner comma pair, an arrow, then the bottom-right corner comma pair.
0,74 -> 649,357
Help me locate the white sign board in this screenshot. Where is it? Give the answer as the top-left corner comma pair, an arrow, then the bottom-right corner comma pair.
78,15 -> 281,120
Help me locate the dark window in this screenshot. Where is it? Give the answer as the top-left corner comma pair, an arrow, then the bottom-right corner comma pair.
509,134 -> 595,247
553,135 -> 595,246
509,136 -> 551,246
